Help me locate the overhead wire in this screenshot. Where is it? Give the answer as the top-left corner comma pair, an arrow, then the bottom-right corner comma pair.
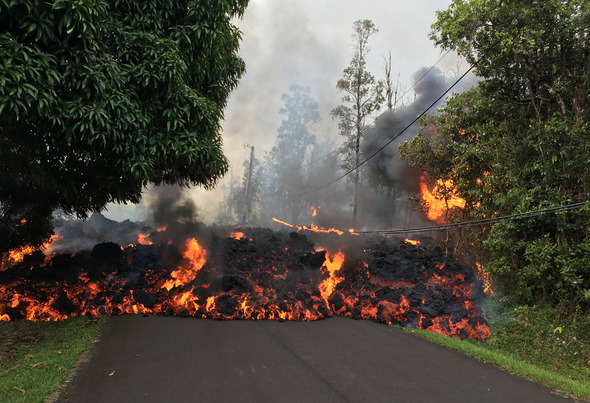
354,202 -> 588,235
395,49 -> 453,105
290,64 -> 474,197
278,49 -> 454,173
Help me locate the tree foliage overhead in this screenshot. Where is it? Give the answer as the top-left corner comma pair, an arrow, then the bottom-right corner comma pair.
400,0 -> 590,310
0,0 -> 248,253
432,0 -> 589,122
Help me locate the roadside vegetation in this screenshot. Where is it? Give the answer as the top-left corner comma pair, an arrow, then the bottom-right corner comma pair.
409,294 -> 590,401
0,316 -> 105,403
0,0 -> 588,401
400,1 -> 590,398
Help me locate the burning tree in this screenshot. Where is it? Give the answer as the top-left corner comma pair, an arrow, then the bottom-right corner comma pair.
0,0 -> 249,255
400,0 -> 590,311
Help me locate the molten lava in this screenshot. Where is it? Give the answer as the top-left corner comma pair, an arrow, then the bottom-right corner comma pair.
310,206 -> 320,217
162,238 -> 207,291
272,218 -> 348,236
0,226 -> 490,341
229,232 -> 247,240
318,250 -> 345,308
2,234 -> 62,270
136,225 -> 168,246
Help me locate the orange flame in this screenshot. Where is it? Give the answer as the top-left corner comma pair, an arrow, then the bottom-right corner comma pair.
318,250 -> 345,308
229,232 -> 247,240
206,296 -> 216,312
272,218 -> 349,236
136,225 -> 168,246
4,234 -> 62,269
8,245 -> 36,263
419,176 -> 466,223
310,206 -> 321,217
162,238 -> 207,291
137,233 -> 153,246
404,239 -> 420,246
476,262 -> 493,295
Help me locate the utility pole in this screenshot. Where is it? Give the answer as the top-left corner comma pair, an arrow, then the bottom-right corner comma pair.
241,145 -> 255,224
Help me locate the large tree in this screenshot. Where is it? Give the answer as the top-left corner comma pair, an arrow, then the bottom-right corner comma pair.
331,19 -> 384,228
399,0 -> 590,310
0,0 -> 248,254
264,85 -> 319,223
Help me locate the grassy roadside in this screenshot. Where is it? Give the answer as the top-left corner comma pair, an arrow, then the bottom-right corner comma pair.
0,316 -> 106,403
1,303 -> 588,402
406,297 -> 590,401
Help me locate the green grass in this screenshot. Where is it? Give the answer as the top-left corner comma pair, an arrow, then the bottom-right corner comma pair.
0,316 -> 106,403
1,301 -> 589,402
406,298 -> 590,401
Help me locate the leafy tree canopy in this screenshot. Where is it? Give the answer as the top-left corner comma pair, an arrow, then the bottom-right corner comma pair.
0,0 -> 248,253
400,0 -> 590,310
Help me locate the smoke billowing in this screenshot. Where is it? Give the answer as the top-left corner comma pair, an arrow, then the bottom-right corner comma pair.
355,66 -> 479,229
100,1 -> 464,226
50,185 -> 205,253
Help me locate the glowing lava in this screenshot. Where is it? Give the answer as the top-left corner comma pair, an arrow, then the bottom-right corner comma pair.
2,234 -> 62,270
0,227 -> 490,341
161,238 -> 207,291
272,218 -> 348,236
318,250 -> 345,308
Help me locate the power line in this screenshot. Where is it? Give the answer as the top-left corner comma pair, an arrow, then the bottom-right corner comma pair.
279,50 -> 453,173
355,202 -> 588,235
291,65 -> 474,197
396,49 -> 453,105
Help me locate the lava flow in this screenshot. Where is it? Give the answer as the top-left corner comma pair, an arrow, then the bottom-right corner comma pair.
0,225 -> 490,341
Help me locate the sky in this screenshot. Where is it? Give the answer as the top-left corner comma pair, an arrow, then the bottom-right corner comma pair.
103,0 -> 467,223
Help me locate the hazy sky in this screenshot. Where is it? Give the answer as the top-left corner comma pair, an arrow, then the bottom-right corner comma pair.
104,0 -> 464,223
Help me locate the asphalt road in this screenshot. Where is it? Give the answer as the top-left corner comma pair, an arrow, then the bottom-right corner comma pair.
55,316 -> 576,403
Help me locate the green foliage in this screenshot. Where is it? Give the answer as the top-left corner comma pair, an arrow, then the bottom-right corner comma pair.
485,303 -> 590,383
331,19 -> 384,172
331,19 -> 384,227
0,0 -> 248,253
0,316 -> 106,402
410,300 -> 590,399
400,0 -> 590,311
431,0 -> 590,123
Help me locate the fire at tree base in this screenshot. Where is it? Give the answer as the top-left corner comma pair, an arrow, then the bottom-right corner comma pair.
0,225 -> 490,342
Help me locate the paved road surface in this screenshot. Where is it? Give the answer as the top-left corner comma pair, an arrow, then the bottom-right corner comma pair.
56,316 -> 576,402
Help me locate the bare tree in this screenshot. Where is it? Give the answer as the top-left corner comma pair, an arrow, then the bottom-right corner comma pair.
384,51 -> 406,111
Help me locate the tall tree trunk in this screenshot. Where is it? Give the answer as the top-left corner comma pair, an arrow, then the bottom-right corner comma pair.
352,108 -> 361,229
